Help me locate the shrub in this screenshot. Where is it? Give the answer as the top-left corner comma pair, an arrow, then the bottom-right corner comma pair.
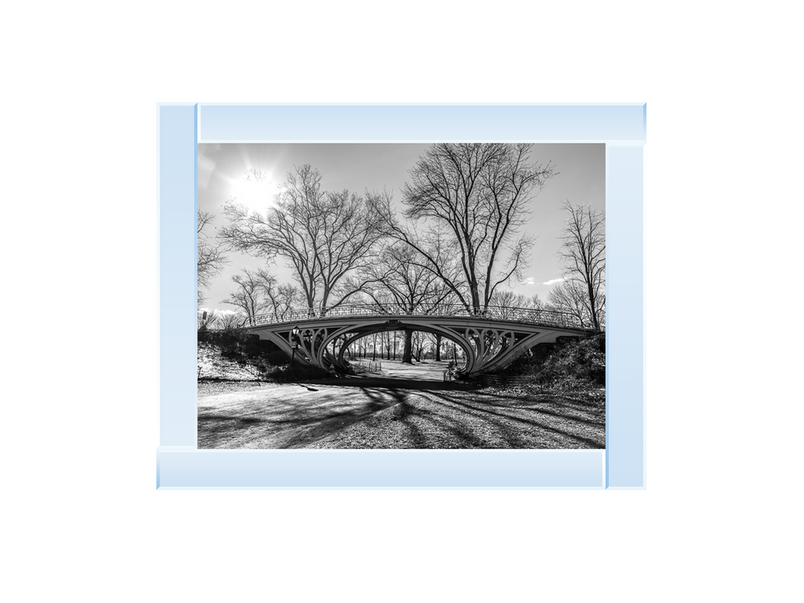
538,333 -> 605,387
500,333 -> 605,389
198,328 -> 288,377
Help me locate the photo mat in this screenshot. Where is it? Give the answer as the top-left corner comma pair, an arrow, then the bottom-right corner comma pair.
158,104 -> 644,488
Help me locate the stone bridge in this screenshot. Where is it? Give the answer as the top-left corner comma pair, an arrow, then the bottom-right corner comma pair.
241,304 -> 593,377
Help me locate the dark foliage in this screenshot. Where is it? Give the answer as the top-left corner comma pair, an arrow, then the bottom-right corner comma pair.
500,333 -> 605,389
198,328 -> 287,376
198,327 -> 332,382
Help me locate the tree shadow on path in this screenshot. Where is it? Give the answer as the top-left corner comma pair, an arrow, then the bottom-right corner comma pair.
198,385 -> 410,449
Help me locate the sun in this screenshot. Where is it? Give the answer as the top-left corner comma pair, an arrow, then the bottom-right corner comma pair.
229,168 -> 278,213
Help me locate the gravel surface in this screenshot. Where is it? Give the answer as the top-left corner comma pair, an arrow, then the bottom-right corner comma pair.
198,379 -> 272,397
197,379 -> 605,449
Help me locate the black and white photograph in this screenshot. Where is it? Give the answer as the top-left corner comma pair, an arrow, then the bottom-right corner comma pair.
7,0 -> 804,599
197,143 -> 606,449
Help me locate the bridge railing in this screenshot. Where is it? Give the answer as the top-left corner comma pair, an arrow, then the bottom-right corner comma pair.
250,304 -> 586,330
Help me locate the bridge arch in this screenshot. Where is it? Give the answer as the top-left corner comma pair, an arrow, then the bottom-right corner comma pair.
243,307 -> 593,377
327,321 -> 476,374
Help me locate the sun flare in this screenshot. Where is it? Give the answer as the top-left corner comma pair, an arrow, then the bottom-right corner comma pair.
229,169 -> 278,213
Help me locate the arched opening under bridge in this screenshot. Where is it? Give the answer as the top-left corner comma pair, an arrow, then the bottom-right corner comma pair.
336,325 -> 470,382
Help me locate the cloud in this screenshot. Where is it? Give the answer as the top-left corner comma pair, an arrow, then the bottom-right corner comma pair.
522,277 -> 536,286
542,277 -> 566,286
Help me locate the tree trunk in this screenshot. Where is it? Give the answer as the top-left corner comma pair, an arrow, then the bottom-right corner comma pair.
587,281 -> 600,331
435,334 -> 442,361
401,329 -> 413,364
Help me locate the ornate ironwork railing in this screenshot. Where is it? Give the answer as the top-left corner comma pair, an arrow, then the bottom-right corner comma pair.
248,303 -> 586,330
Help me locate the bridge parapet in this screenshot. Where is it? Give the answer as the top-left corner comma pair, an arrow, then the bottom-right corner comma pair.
251,303 -> 584,330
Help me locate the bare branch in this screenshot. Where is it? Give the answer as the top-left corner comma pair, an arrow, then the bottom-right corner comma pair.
396,143 -> 553,313
219,164 -> 389,313
557,201 -> 606,330
197,210 -> 227,304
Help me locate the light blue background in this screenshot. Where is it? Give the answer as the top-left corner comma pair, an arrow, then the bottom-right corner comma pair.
158,103 -> 644,489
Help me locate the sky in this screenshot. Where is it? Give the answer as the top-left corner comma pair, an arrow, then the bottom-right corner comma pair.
197,143 -> 604,313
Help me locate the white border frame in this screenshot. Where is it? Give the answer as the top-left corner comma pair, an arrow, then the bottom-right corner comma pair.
157,103 -> 645,489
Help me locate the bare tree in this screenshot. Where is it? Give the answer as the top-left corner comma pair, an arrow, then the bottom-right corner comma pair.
217,310 -> 246,330
489,289 -> 518,320
197,308 -> 218,332
488,289 -> 536,317
383,144 -> 553,314
529,293 -> 544,310
223,269 -> 266,326
197,210 -> 226,304
547,280 -> 592,328
361,244 -> 452,313
558,201 -> 605,331
220,165 -> 388,314
359,243 -> 454,363
256,268 -> 303,321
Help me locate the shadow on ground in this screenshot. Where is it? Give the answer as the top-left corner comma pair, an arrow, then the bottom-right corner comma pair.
198,380 -> 605,450
198,385 -> 407,449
